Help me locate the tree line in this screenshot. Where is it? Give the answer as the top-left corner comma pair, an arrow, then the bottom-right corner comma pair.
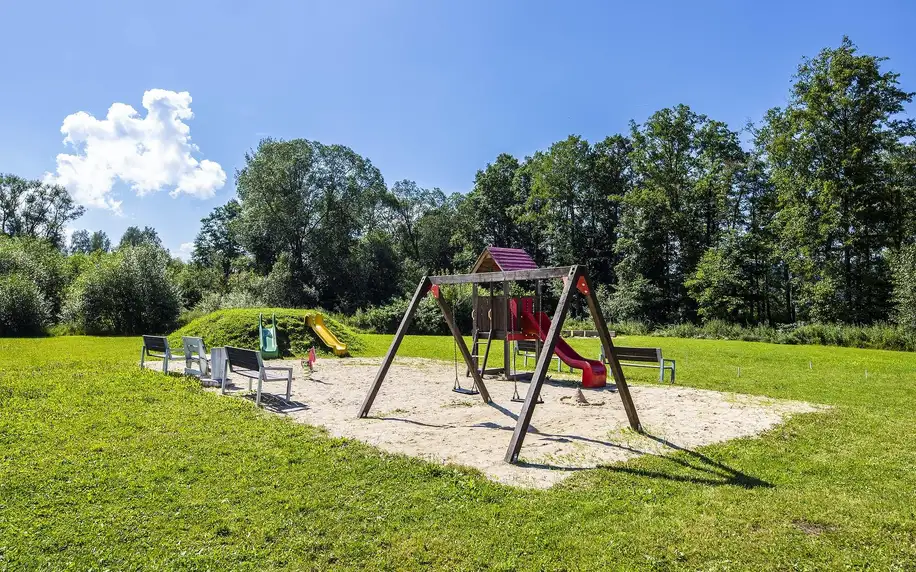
1,38 -> 915,336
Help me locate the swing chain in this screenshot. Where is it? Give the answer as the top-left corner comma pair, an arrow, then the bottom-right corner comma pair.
511,279 -> 543,404
452,287 -> 478,395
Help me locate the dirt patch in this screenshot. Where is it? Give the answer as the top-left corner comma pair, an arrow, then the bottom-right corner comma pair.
793,519 -> 836,536
148,356 -> 823,488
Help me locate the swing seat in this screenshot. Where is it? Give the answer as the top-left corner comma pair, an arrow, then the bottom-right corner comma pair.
511,385 -> 544,404
453,386 -> 480,396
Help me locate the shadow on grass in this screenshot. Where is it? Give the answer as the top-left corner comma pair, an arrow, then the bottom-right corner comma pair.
594,433 -> 773,489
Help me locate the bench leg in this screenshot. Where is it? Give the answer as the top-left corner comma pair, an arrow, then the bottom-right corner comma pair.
669,361 -> 676,384
140,347 -> 146,369
256,371 -> 264,407
286,370 -> 292,401
659,364 -> 664,383
221,361 -> 229,395
163,355 -> 169,374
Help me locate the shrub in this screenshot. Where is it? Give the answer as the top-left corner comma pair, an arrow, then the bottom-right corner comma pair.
172,262 -> 224,311
0,236 -> 71,320
0,273 -> 48,336
194,290 -> 266,315
63,245 -> 180,335
347,293 -> 472,335
891,244 -> 916,329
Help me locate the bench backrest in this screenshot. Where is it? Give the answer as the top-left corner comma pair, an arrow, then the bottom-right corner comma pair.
182,336 -> 207,358
516,340 -> 540,352
225,346 -> 262,372
614,346 -> 662,363
143,335 -> 169,353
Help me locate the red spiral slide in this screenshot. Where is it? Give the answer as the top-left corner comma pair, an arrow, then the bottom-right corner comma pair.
519,309 -> 607,388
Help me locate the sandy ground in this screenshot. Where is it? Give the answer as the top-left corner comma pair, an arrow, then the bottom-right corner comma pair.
148,356 -> 822,488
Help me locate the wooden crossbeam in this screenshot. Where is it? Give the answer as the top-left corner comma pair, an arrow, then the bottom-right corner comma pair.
357,277 -> 431,418
429,267 -> 574,285
580,273 -> 642,432
504,266 -> 580,463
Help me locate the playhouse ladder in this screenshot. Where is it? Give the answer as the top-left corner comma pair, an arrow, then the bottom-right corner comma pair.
466,328 -> 494,377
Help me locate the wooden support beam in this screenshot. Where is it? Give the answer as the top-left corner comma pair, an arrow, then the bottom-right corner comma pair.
581,273 -> 642,432
471,283 -> 478,331
435,293 -> 491,403
357,277 -> 431,418
429,266 -> 574,285
503,281 -> 511,379
504,266 -> 580,464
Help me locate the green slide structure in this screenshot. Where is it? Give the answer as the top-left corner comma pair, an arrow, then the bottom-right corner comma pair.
258,313 -> 279,359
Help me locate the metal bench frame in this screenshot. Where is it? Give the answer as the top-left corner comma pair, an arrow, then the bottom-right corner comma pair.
140,335 -> 175,373
514,339 -> 565,372
221,346 -> 293,406
600,346 -> 675,383
182,336 -> 210,378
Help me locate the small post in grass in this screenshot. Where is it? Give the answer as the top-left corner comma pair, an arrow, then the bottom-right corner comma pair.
737,366 -> 741,378
809,360 -> 813,370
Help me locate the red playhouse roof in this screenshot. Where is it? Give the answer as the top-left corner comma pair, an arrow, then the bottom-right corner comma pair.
470,247 -> 538,273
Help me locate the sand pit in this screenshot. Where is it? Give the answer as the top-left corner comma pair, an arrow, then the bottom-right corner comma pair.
149,356 -> 821,488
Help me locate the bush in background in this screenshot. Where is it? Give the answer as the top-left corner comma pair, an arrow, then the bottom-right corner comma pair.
63,244 -> 180,335
347,290 -> 474,335
891,244 -> 916,330
0,273 -> 48,336
0,236 -> 71,320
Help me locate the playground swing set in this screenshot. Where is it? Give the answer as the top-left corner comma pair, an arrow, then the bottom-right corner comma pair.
357,246 -> 642,464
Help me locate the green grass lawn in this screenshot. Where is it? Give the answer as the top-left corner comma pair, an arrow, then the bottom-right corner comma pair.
1,335 -> 916,570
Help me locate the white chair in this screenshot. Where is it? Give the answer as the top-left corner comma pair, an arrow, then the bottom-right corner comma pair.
182,336 -> 210,378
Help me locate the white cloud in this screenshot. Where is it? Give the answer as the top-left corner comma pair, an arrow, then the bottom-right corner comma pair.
45,89 -> 226,212
173,241 -> 195,261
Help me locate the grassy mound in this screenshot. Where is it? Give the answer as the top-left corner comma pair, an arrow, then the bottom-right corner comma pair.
170,308 -> 363,357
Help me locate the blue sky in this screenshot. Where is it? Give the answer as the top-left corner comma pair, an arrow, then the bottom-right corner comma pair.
1,0 -> 914,258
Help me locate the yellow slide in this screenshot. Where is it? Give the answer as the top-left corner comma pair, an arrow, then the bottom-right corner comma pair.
307,314 -> 349,356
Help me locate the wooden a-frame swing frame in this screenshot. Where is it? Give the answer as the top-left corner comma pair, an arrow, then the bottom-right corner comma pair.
356,265 -> 642,464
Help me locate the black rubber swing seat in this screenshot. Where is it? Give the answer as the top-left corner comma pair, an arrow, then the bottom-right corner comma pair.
453,386 -> 480,396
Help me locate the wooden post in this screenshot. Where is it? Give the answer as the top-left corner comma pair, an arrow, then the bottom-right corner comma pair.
503,281 -> 511,378
435,294 -> 491,403
535,279 -> 542,361
357,277 -> 431,418
505,266 -> 580,463
580,272 -> 642,432
472,283 -> 478,330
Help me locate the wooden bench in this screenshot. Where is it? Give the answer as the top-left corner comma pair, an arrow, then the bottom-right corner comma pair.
514,340 -> 566,372
182,336 -> 210,378
140,335 -> 176,373
600,346 -> 675,383
221,346 -> 293,406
